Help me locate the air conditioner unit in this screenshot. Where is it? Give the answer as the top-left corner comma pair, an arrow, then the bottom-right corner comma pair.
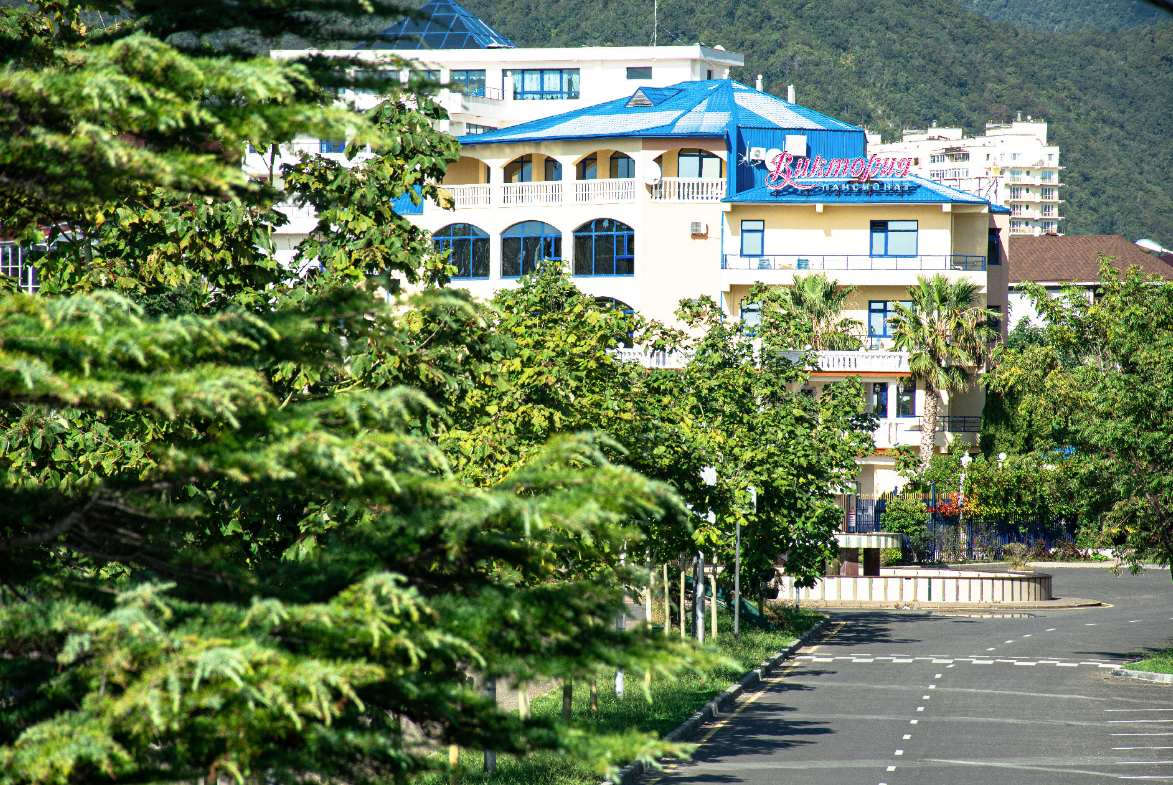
784,134 -> 808,156
749,146 -> 768,161
689,221 -> 706,234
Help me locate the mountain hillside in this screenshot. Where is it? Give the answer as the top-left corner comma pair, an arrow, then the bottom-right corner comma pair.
461,0 -> 1173,247
959,0 -> 1171,33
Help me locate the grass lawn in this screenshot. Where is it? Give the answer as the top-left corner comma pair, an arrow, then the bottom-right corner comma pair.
1130,647 -> 1173,675
432,604 -> 822,785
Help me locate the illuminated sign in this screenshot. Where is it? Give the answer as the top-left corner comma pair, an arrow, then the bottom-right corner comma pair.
764,152 -> 913,191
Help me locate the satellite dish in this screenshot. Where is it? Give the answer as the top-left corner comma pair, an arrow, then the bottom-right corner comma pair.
642,160 -> 662,185
765,148 -> 783,167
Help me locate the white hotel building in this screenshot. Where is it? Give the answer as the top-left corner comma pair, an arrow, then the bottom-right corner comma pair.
869,119 -> 1063,237
253,1 -> 1011,496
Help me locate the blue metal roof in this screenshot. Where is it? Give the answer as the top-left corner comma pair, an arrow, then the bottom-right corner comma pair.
458,80 -> 861,145
726,175 -> 994,206
363,1 -> 515,50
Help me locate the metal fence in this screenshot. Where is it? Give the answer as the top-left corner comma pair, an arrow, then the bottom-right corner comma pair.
0,244 -> 38,294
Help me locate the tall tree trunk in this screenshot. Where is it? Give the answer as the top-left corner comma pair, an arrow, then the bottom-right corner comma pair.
920,385 -> 940,467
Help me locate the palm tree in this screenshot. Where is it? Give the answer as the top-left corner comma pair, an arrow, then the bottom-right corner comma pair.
889,274 -> 996,467
776,273 -> 862,350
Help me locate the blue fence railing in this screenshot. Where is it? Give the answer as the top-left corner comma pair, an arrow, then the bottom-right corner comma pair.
722,254 -> 987,272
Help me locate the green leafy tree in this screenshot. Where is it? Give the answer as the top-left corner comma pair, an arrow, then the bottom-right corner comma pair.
770,272 -> 863,350
889,274 -> 996,467
879,493 -> 931,561
674,290 -> 875,597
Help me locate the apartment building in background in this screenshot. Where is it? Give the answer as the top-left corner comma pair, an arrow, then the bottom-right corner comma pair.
868,117 -> 1063,237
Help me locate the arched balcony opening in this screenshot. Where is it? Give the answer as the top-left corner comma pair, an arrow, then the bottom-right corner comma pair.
441,156 -> 491,209
501,154 -> 564,206
650,147 -> 727,202
574,150 -> 637,203
502,220 -> 562,278
573,219 -> 634,277
433,223 -> 490,280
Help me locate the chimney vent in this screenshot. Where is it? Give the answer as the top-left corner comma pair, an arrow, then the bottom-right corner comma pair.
755,74 -> 763,91
787,84 -> 795,103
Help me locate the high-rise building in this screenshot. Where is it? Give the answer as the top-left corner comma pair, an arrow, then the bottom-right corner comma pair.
868,118 -> 1063,237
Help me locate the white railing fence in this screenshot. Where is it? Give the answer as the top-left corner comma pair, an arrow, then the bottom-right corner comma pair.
574,179 -> 637,204
501,181 -> 564,206
650,177 -> 726,202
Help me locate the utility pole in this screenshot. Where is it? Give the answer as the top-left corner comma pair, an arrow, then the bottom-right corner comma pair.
652,0 -> 658,46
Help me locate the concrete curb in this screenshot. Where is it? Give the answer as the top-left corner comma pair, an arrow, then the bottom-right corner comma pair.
1112,668 -> 1173,685
602,616 -> 832,785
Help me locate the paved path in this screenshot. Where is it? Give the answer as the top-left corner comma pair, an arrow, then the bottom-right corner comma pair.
651,566 -> 1173,785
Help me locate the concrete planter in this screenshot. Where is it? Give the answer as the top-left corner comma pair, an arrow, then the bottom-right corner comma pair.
776,567 -> 1052,604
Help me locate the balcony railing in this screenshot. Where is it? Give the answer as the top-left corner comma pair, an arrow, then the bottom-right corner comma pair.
722,254 -> 987,272
501,181 -> 564,206
575,179 -> 636,204
445,184 -> 491,209
937,415 -> 982,432
649,177 -> 726,202
783,350 -> 910,374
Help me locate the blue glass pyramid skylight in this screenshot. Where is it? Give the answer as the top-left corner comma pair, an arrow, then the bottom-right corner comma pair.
364,1 -> 515,49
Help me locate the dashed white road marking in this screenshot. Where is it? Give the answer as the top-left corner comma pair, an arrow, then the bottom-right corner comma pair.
886,765 -> 896,771
1114,746 -> 1173,750
1110,720 -> 1173,724
1046,628 -> 1056,631
929,685 -> 937,689
916,706 -> 924,711
923,695 -> 931,699
903,734 -> 912,739
1087,623 -> 1098,626
935,673 -> 943,678
986,647 -> 997,651
910,720 -> 918,724
894,750 -> 903,755
1107,710 -> 1173,712
1130,620 -> 1143,623
1005,639 -> 1015,643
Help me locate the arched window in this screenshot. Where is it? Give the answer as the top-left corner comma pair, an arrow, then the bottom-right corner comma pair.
505,155 -> 533,183
573,219 -> 634,276
502,221 -> 561,278
740,299 -> 762,329
609,153 -> 634,179
678,149 -> 723,178
433,223 -> 490,279
577,154 -> 597,181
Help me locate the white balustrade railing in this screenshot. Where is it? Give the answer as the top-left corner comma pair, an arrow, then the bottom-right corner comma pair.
782,350 -> 910,374
443,184 -> 491,208
575,179 -> 636,204
609,348 -> 692,368
650,177 -> 726,202
500,181 -> 564,206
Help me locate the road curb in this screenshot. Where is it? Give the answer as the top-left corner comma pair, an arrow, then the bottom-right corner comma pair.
1112,667 -> 1173,685
602,616 -> 832,785
788,597 -> 1101,611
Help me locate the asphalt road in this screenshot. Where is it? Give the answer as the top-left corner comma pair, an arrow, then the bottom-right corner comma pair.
651,565 -> 1173,785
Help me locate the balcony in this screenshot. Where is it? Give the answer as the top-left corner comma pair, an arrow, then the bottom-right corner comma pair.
722,255 -> 987,272
501,181 -> 563,206
937,415 -> 981,433
440,180 -> 638,209
649,177 -> 726,202
782,350 -> 910,374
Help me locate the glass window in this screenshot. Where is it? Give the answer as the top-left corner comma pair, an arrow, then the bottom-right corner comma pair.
740,300 -> 762,330
320,140 -> 346,154
577,154 -> 597,181
513,69 -> 580,100
868,300 -> 912,338
545,158 -> 562,181
897,382 -> 916,417
987,227 -> 1001,266
449,69 -> 487,96
502,221 -> 561,278
505,155 -> 533,183
610,153 -> 634,179
870,220 -> 918,257
573,219 -> 634,276
678,149 -> 722,179
464,123 -> 493,135
871,383 -> 888,417
741,220 -> 765,257
627,66 -> 653,79
433,223 -> 490,279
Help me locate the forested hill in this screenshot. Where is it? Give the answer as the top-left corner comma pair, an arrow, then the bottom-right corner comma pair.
959,0 -> 1171,33
460,0 -> 1173,248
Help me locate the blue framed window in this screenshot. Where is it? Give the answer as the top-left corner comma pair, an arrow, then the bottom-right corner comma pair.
433,223 -> 490,279
870,220 -> 918,256
502,221 -> 561,278
449,69 -> 486,95
512,69 -> 580,100
573,219 -> 634,276
872,383 -> 889,416
320,140 -> 346,154
610,153 -> 634,179
505,155 -> 533,183
897,382 -> 916,417
868,300 -> 912,338
577,154 -> 597,180
596,297 -> 636,346
987,227 -> 1001,265
678,149 -> 722,179
740,300 -> 762,331
465,123 -> 492,135
741,220 -> 765,257
544,158 -> 563,181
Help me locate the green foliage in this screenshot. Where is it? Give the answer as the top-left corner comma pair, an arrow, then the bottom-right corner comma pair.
747,274 -> 862,351
890,274 -> 995,466
958,0 -> 1171,33
674,292 -> 875,591
1131,647 -> 1173,675
879,493 -> 930,537
460,0 -> 1173,248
